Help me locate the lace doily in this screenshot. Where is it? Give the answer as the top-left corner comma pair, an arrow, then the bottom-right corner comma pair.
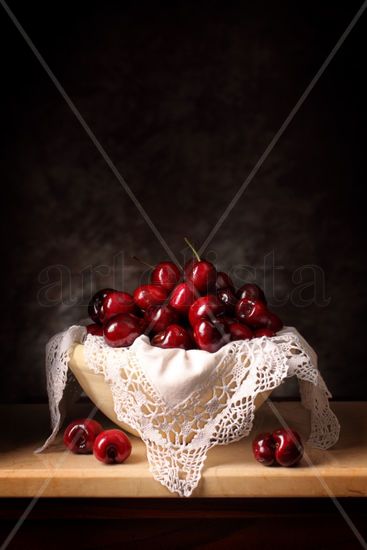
37,326 -> 340,497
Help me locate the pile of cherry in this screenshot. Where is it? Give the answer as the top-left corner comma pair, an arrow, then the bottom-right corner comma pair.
87,240 -> 284,352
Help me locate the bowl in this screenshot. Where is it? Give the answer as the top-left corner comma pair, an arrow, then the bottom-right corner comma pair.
69,343 -> 271,438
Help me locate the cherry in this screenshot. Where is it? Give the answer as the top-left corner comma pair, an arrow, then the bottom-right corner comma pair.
252,433 -> 276,466
63,418 -> 102,454
252,429 -> 303,467
151,261 -> 181,292
133,284 -> 167,311
215,271 -> 234,291
236,298 -> 269,328
272,428 -> 303,467
229,322 -> 253,341
151,324 -> 193,350
169,282 -> 198,314
104,313 -> 143,347
217,287 -> 237,315
88,288 -> 114,324
93,429 -> 132,464
144,305 -> 179,335
236,283 -> 266,304
184,238 -> 217,293
264,311 -> 283,333
193,319 -> 230,353
188,295 -> 225,327
254,327 -> 276,338
218,316 -> 236,330
99,291 -> 136,323
86,323 -> 103,336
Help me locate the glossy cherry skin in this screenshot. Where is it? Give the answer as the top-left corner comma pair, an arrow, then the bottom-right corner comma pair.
133,284 -> 167,311
184,259 -> 217,293
215,271 -> 235,291
217,287 -> 237,315
63,418 -> 103,454
252,432 -> 276,466
99,291 -> 136,323
88,288 -> 114,324
151,324 -> 193,350
93,429 -> 132,464
236,298 -> 269,328
86,323 -> 104,336
254,327 -> 276,338
144,305 -> 179,335
193,319 -> 230,353
103,313 -> 143,347
151,261 -> 181,292
188,295 -> 225,327
229,322 -> 253,341
236,283 -> 266,304
272,429 -> 303,467
264,311 -> 283,333
169,282 -> 198,315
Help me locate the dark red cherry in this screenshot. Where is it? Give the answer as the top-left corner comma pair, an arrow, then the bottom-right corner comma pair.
236,298 -> 269,328
93,429 -> 132,464
86,323 -> 103,336
151,261 -> 181,292
183,238 -> 217,293
144,305 -> 179,335
218,316 -> 236,330
88,288 -> 114,324
63,418 -> 103,454
264,311 -> 283,333
193,319 -> 230,353
254,327 -> 276,338
103,313 -> 143,347
133,284 -> 167,311
229,322 -> 253,341
151,324 -> 193,350
236,283 -> 266,304
215,271 -> 235,291
252,432 -> 276,466
169,282 -> 198,314
99,291 -> 136,323
217,287 -> 237,315
188,295 -> 225,327
272,429 -> 303,467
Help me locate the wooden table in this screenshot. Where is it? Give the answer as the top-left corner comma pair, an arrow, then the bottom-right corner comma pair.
0,402 -> 366,549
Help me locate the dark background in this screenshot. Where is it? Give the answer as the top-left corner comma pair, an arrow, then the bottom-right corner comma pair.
0,1 -> 366,403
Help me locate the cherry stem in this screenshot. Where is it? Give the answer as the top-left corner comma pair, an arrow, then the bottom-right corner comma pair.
131,256 -> 154,269
184,237 -> 201,262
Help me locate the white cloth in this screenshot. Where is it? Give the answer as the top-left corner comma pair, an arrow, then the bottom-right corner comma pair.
37,326 -> 340,497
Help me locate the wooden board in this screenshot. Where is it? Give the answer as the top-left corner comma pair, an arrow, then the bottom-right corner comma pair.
0,402 -> 366,498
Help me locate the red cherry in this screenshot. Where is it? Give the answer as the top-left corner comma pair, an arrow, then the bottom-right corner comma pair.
215,271 -> 234,291
63,418 -> 103,454
229,322 -> 253,341
144,305 -> 179,335
151,261 -> 181,292
218,316 -> 236,330
169,282 -> 198,314
236,283 -> 266,304
99,291 -> 136,323
151,324 -> 193,350
93,429 -> 132,464
133,284 -> 167,311
236,298 -> 269,328
103,313 -> 143,347
254,327 -> 276,338
188,295 -> 225,327
193,319 -> 230,353
272,429 -> 303,467
183,238 -> 217,293
86,323 -> 104,336
217,287 -> 237,315
88,288 -> 114,324
252,433 -> 276,466
264,311 -> 283,333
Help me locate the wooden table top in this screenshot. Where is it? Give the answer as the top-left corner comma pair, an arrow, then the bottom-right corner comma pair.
0,402 -> 366,498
